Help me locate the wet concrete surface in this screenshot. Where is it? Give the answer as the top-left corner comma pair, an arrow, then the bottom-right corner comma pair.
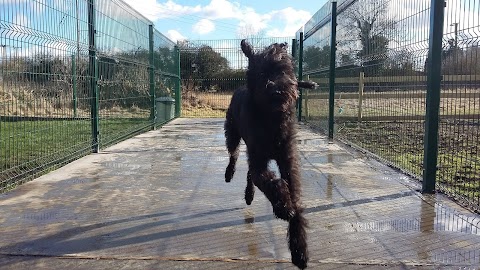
1,118 -> 480,269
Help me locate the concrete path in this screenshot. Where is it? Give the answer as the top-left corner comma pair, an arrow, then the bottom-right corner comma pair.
1,118 -> 479,269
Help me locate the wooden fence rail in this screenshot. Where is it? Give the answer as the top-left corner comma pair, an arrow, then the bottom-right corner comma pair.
304,72 -> 480,122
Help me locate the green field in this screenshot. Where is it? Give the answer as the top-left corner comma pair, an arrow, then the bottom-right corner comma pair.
0,118 -> 154,192
335,121 -> 480,206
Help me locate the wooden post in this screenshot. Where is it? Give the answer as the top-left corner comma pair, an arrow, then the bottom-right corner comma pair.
357,71 -> 365,122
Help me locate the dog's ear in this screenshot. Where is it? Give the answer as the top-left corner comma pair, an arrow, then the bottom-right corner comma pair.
280,42 -> 288,50
241,39 -> 254,59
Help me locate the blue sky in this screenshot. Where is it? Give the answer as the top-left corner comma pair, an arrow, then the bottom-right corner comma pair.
1,0 -> 476,59
0,0 -> 327,59
122,0 -> 329,42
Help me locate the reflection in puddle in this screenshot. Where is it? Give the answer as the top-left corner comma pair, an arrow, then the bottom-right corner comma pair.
244,215 -> 255,224
328,202 -> 480,236
420,200 -> 435,232
326,153 -> 334,200
297,138 -> 327,145
244,209 -> 258,257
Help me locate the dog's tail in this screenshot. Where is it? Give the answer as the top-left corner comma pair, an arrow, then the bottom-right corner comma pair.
288,209 -> 309,269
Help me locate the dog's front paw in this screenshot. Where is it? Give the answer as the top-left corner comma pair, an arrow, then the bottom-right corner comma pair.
225,166 -> 235,182
245,191 -> 254,205
245,183 -> 254,205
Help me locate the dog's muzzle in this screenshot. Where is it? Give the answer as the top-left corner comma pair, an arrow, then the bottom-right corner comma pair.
266,80 -> 275,89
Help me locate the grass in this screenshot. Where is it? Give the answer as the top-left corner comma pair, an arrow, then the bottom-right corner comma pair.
182,92 -> 231,118
0,82 -> 169,192
304,89 -> 480,119
333,120 -> 480,209
0,117 -> 154,192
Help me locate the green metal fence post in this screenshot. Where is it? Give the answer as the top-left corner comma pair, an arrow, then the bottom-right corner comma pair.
298,32 -> 304,122
291,38 -> 297,59
328,0 -> 338,140
422,0 -> 446,193
149,25 -> 156,128
174,45 -> 181,117
71,54 -> 77,118
88,0 -> 99,153
292,38 -> 298,77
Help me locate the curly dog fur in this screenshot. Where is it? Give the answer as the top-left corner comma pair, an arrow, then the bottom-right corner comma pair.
224,40 -> 315,269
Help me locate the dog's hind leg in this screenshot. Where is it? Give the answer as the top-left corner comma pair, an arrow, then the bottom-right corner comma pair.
244,170 -> 254,205
278,161 -> 309,269
224,111 -> 240,183
277,144 -> 309,269
288,210 -> 309,269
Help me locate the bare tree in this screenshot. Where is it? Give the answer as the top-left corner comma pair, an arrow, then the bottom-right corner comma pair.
338,0 -> 398,74
236,24 -> 267,47
343,0 -> 396,40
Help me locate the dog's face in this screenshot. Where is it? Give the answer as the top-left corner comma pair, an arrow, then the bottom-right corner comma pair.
241,40 -> 299,113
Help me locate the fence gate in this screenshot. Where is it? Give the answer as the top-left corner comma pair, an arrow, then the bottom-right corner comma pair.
179,37 -> 294,118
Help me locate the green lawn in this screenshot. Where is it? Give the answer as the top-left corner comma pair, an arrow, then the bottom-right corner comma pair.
334,121 -> 480,207
0,117 -> 156,192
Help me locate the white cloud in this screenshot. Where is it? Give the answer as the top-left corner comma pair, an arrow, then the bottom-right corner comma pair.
202,0 -> 242,19
265,7 -> 311,37
122,0 -> 312,38
236,8 -> 271,35
167,29 -> 187,42
122,0 -> 245,22
122,0 -> 201,21
192,19 -> 215,35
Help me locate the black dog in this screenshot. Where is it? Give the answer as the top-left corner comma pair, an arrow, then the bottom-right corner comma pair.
224,40 -> 315,269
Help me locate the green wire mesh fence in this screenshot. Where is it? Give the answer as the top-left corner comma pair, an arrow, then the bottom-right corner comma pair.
295,2 -> 333,132
297,0 -> 480,211
179,38 -> 293,118
0,0 -> 180,192
439,0 -> 480,209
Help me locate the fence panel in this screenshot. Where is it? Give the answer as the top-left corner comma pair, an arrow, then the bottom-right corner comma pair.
335,0 -> 430,180
152,29 -> 180,121
300,0 -> 480,211
438,0 -> 480,208
1,0 -> 93,191
296,3 -> 332,133
0,0 -> 178,192
179,37 -> 293,118
95,0 -> 153,148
